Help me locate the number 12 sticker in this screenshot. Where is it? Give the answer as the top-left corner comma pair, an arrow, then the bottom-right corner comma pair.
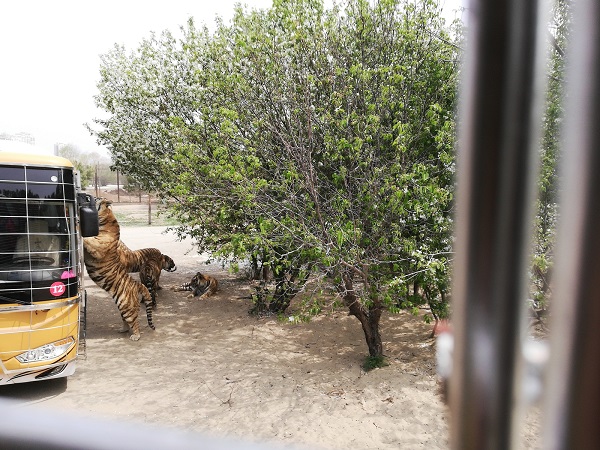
50,281 -> 66,297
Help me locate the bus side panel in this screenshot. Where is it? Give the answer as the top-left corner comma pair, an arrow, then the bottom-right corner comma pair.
0,303 -> 79,370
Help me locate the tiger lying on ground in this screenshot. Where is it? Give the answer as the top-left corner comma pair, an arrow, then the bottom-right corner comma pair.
174,272 -> 218,299
140,254 -> 177,308
83,198 -> 155,341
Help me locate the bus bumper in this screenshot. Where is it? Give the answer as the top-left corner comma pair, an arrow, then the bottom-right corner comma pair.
0,360 -> 76,385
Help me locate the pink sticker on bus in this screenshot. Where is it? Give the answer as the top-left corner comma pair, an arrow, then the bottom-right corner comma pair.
50,281 -> 66,297
61,270 -> 75,279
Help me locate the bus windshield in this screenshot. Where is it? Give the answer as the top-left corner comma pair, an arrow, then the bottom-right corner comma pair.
0,165 -> 79,306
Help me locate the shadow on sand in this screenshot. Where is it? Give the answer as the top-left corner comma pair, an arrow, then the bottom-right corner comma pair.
0,377 -> 68,402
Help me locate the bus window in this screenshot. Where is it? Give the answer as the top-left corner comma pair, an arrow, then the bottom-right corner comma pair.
13,220 -> 61,266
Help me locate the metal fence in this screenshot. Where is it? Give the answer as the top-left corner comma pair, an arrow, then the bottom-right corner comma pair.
450,0 -> 600,449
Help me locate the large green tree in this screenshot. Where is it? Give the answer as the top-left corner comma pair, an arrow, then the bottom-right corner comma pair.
90,0 -> 459,361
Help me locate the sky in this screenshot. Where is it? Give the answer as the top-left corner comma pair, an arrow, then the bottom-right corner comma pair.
0,0 -> 463,156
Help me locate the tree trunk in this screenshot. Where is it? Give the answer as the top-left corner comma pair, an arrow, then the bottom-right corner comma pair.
269,282 -> 294,313
340,274 -> 384,357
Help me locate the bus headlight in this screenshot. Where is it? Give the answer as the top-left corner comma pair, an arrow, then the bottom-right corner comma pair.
15,337 -> 75,363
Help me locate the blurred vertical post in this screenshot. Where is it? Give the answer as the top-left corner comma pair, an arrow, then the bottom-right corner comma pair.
450,0 -> 548,448
543,1 -> 600,448
147,193 -> 152,225
95,163 -> 99,198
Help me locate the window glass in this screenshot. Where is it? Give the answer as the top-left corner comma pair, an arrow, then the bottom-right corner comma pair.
0,182 -> 27,198
0,202 -> 77,304
0,165 -> 25,181
26,183 -> 65,200
26,168 -> 62,183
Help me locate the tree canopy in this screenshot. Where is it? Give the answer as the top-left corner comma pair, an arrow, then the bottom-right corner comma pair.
90,0 -> 460,361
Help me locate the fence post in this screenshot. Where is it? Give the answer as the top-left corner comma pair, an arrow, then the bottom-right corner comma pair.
450,0 -> 549,448
543,1 -> 600,448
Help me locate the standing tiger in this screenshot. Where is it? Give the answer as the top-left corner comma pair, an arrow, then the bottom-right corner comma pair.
83,198 -> 155,341
140,254 -> 177,307
118,241 -> 176,291
174,272 -> 218,299
118,241 -> 159,271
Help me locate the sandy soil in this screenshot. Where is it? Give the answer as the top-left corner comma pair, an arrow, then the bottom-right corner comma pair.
0,204 -> 542,449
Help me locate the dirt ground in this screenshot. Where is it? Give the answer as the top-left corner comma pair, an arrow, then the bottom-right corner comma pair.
0,202 -> 542,449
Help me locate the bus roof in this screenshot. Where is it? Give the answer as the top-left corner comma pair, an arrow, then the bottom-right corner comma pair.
0,142 -> 74,168
0,151 -> 74,168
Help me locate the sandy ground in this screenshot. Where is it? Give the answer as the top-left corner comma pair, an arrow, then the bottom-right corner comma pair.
0,205 -> 542,449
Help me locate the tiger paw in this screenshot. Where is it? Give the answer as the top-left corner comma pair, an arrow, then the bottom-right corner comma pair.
129,333 -> 141,341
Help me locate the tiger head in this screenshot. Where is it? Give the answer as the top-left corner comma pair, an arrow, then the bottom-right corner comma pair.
162,254 -> 177,272
190,272 -> 203,288
96,197 -> 113,211
83,197 -> 119,255
95,198 -> 119,238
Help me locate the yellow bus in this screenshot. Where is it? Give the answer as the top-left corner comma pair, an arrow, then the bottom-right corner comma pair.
0,148 -> 98,384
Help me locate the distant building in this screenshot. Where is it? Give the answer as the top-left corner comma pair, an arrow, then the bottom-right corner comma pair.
0,132 -> 35,145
